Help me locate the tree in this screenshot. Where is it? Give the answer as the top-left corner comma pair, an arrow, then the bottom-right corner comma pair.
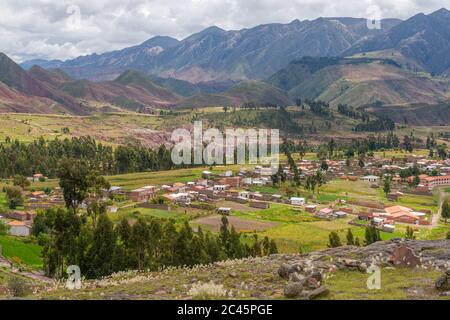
441,199 -> 450,223
262,236 -> 270,256
0,220 -> 9,235
411,174 -> 420,187
58,159 -> 92,211
383,178 -> 391,197
320,160 -> 329,171
354,237 -> 361,246
5,186 -> 23,209
328,231 -> 342,248
446,231 -> 450,239
129,219 -> 150,270
364,226 -> 381,245
346,229 -> 355,246
405,226 -> 416,240
86,214 -> 117,278
358,155 -> 365,168
269,240 -> 278,254
13,175 -> 30,189
437,145 -> 447,160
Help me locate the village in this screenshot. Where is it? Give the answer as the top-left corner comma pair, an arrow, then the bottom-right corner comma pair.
1,152 -> 449,249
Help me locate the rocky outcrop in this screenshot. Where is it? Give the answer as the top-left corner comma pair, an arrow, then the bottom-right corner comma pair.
278,239 -> 450,299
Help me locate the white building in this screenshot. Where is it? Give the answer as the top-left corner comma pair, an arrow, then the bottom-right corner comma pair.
239,191 -> 250,199
362,175 -> 380,183
290,197 -> 305,206
213,185 -> 227,192
8,221 -> 31,237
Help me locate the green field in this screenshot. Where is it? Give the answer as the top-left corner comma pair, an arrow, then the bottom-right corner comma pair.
0,236 -> 43,269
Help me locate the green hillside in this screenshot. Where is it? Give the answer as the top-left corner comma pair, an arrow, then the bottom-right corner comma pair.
287,62 -> 449,107
114,70 -> 179,101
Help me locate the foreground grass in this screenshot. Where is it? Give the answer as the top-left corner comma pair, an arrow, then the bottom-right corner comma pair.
325,267 -> 447,300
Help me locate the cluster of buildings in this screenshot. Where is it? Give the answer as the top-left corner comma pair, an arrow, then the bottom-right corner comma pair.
357,205 -> 431,232
0,210 -> 36,237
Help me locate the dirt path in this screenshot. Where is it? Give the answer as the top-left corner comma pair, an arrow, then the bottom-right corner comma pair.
11,269 -> 54,284
0,254 -> 54,284
431,190 -> 445,227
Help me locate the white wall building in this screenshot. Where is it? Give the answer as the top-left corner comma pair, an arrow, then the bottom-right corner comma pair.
8,221 -> 31,237
290,197 -> 305,206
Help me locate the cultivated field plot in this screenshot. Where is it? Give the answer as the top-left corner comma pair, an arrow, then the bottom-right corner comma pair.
215,201 -> 262,213
0,113 -> 162,146
192,214 -> 277,232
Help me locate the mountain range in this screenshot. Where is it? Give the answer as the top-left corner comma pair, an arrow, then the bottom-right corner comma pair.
21,8 -> 449,83
0,8 -> 448,116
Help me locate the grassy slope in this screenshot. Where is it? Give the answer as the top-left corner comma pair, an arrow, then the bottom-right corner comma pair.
288,62 -> 448,107
0,236 -> 43,269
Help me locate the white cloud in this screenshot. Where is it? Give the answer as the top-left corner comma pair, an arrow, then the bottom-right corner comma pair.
0,0 -> 448,62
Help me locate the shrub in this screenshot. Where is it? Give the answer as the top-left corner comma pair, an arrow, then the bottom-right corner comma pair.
188,281 -> 230,299
7,277 -> 31,297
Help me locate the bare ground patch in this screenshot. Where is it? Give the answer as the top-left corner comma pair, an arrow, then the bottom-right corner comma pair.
192,214 -> 277,232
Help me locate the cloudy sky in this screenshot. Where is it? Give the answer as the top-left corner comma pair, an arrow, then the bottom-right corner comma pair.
0,0 -> 447,62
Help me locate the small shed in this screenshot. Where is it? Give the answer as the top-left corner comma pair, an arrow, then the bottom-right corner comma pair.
290,197 -> 305,206
217,207 -> 231,215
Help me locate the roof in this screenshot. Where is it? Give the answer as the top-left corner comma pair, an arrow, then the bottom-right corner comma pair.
424,174 -> 450,181
391,211 -> 419,220
385,205 -> 413,215
8,220 -> 28,226
173,182 -> 186,187
12,211 -> 27,216
290,197 -> 305,201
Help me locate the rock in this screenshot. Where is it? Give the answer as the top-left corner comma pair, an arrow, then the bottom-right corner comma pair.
435,274 -> 450,291
309,271 -> 323,283
289,272 -> 305,283
388,245 -> 420,268
284,282 -> 304,298
278,263 -> 297,279
305,277 -> 320,289
340,259 -> 361,268
307,286 -> 330,300
228,272 -> 237,278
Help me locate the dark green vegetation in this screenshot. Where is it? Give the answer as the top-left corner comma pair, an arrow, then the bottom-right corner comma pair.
0,136 -> 175,178
35,208 -> 277,279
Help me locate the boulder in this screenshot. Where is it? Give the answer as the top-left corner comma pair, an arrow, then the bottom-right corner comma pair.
307,286 -> 330,300
278,263 -> 297,279
289,272 -> 305,283
284,281 -> 304,298
435,271 -> 450,291
388,245 -> 420,268
304,277 -> 320,290
309,271 -> 323,283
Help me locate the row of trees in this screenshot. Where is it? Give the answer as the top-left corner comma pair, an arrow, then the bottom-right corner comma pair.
328,227 -> 382,248
0,136 -> 176,178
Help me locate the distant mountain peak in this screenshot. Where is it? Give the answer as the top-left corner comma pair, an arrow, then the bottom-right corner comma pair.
19,9 -> 450,82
